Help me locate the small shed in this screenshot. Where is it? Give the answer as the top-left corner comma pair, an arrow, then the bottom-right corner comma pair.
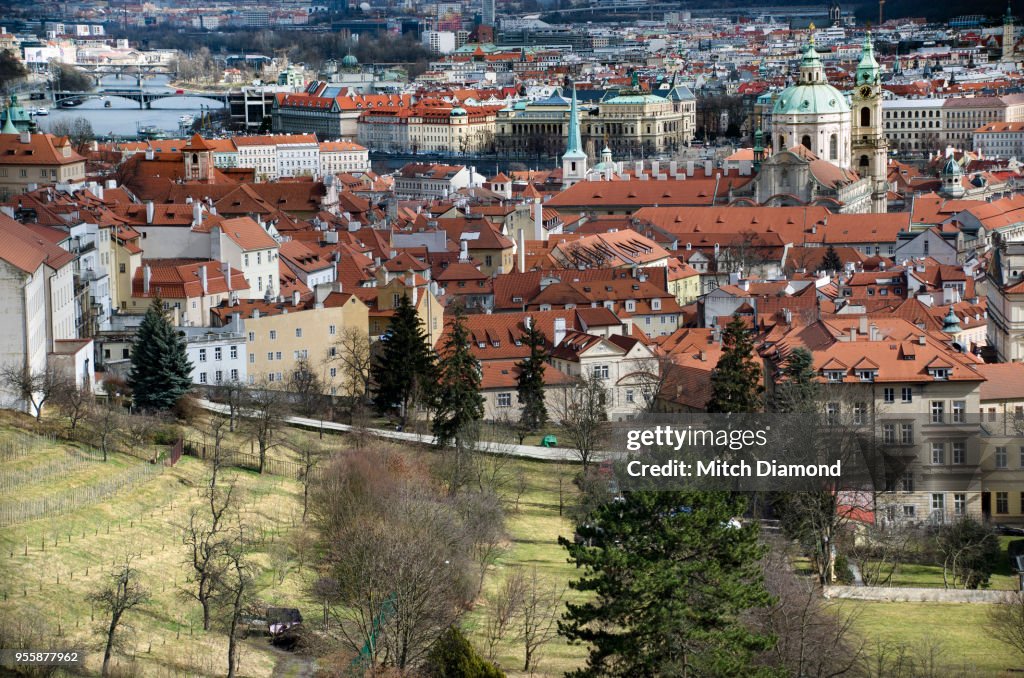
267,607 -> 303,636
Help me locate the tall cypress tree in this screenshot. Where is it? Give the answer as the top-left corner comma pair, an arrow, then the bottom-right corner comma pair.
372,293 -> 435,426
559,491 -> 776,677
432,309 -> 484,450
770,347 -> 819,414
128,297 -> 194,411
707,314 -> 764,414
515,318 -> 548,433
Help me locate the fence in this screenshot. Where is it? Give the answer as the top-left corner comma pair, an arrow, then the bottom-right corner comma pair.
0,449 -> 92,495
0,431 -> 58,462
0,463 -> 164,527
182,437 -> 322,482
823,585 -> 1013,603
167,438 -> 183,467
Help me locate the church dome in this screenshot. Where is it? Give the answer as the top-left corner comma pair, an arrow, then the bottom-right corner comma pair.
342,54 -> 359,67
772,83 -> 849,116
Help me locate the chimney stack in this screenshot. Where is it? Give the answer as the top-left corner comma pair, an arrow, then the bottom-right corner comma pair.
459,238 -> 469,263
292,290 -> 300,306
222,261 -> 232,290
554,317 -> 567,346
858,315 -> 868,336
517,228 -> 526,273
534,203 -> 543,239
192,201 -> 202,227
145,200 -> 154,225
199,264 -> 208,295
143,264 -> 152,294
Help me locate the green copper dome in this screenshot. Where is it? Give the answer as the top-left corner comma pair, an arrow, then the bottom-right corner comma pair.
772,83 -> 849,116
856,32 -> 880,85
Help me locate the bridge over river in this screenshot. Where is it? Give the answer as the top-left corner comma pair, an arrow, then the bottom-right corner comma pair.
54,88 -> 230,110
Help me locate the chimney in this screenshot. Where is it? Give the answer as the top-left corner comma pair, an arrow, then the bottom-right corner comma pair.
698,349 -> 706,361
199,264 -> 208,295
252,309 -> 260,319
192,201 -> 202,226
144,146 -> 154,160
704,160 -> 712,176
849,328 -> 857,342
858,315 -> 868,336
145,200 -> 154,225
143,264 -> 152,294
105,179 -> 116,189
739,279 -> 749,291
554,317 -> 567,347
669,160 -> 678,177
634,160 -> 643,176
292,290 -> 300,306
19,131 -> 30,144
524,315 -> 532,330
686,160 -> 695,176
534,203 -> 543,239
869,323 -> 880,341
918,334 -> 927,345
651,160 -> 660,177
517,228 -> 526,272
222,261 -> 232,290
459,238 -> 469,262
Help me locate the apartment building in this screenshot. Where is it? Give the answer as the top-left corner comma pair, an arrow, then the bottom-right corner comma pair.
883,94 -> 1024,152
972,121 -> 1024,158
0,131 -> 87,200
986,241 -> 1024,362
393,163 -> 486,200
319,140 -> 370,175
129,259 -> 249,327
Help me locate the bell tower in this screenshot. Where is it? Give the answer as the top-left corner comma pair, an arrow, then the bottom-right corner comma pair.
851,32 -> 888,213
183,133 -> 213,182
561,82 -> 588,188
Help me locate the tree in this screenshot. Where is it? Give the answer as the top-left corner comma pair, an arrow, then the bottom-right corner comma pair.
47,116 -> 94,152
288,434 -> 325,522
519,566 -> 565,673
484,569 -> 526,661
987,590 -> 1024,665
515,319 -> 548,434
707,314 -> 764,414
52,376 -> 91,438
372,293 -> 435,427
242,380 -> 285,474
770,347 -> 818,414
88,399 -> 123,462
0,50 -> 27,90
559,491 -> 775,677
935,517 -> 1001,589
182,471 -> 236,631
128,298 -> 193,411
555,373 -> 608,470
432,309 -> 484,451
424,626 -> 505,678
216,539 -> 254,678
211,379 -> 246,432
89,554 -> 149,677
0,363 -> 62,422
821,245 -> 843,274
332,327 -> 373,420
52,61 -> 93,91
288,357 -> 326,418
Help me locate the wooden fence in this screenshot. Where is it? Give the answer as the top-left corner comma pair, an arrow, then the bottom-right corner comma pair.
181,437 -> 322,482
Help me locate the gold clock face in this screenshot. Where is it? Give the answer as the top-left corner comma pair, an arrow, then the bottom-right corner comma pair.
859,85 -> 873,97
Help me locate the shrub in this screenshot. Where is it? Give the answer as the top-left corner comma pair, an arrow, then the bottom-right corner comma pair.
424,626 -> 504,678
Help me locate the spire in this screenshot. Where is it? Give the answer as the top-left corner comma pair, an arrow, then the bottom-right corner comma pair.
1007,0 -> 1015,23
1,106 -> 17,134
798,33 -> 826,85
857,30 -> 881,85
564,81 -> 584,159
942,305 -> 962,333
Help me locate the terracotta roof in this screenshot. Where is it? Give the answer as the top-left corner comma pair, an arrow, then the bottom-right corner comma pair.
0,131 -> 86,166
132,258 -> 249,299
977,363 -> 1024,401
0,213 -> 76,273
216,216 -> 278,251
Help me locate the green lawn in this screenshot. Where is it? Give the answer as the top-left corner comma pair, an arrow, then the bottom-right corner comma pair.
847,601 -> 1018,675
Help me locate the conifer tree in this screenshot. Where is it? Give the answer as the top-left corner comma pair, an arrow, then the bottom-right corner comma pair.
771,347 -> 819,414
515,318 -> 548,433
128,298 -> 193,411
559,491 -> 776,677
432,309 -> 484,450
821,245 -> 842,274
372,293 -> 435,426
707,314 -> 764,414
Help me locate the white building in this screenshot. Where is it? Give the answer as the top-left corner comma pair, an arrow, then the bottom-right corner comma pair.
393,163 -> 486,199
182,320 -> 247,387
277,135 -> 320,178
423,31 -> 457,55
319,140 -> 370,175
973,121 -> 1024,159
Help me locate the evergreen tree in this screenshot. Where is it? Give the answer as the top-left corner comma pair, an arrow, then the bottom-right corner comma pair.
770,347 -> 819,414
425,626 -> 505,678
559,491 -> 777,677
515,318 -> 548,433
707,315 -> 764,414
128,298 -> 193,411
820,245 -> 842,274
372,293 -> 435,426
432,309 -> 484,450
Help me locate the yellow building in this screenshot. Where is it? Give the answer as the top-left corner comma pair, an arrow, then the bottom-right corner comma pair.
0,130 -> 86,200
667,260 -> 702,305
231,285 -> 369,395
364,272 -> 445,346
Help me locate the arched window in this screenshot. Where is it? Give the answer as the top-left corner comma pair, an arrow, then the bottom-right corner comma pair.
192,153 -> 199,164
860,107 -> 871,127
829,134 -> 838,160
778,135 -> 785,149
859,155 -> 869,168
801,135 -> 812,150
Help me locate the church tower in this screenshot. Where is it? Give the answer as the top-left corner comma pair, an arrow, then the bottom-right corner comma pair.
183,133 -> 214,182
1003,2 -> 1017,64
561,82 -> 587,188
851,32 -> 888,213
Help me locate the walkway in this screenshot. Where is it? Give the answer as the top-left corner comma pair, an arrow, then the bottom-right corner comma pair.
195,399 -> 580,462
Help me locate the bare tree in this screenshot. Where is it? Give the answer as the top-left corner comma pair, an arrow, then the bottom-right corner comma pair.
216,537 -> 254,678
987,590 -> 1024,665
122,413 -> 162,462
456,490 -> 506,596
288,357 -> 327,419
212,379 -> 246,432
242,379 -> 285,474
195,414 -> 231,488
518,566 -> 565,673
52,376 -> 92,438
182,471 -> 236,631
484,568 -> 525,660
287,434 -> 325,522
47,116 -> 94,152
554,373 -> 609,470
88,400 -> 123,462
331,328 -> 373,421
0,363 -> 62,422
88,554 -> 149,677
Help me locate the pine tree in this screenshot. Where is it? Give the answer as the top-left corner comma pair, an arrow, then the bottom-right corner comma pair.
771,347 -> 819,414
372,294 -> 435,426
559,491 -> 776,677
432,309 -> 484,450
707,315 -> 764,413
821,245 -> 842,274
515,318 -> 548,433
128,298 -> 193,411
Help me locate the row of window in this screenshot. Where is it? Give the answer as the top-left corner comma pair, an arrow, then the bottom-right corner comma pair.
248,325 -> 338,343
255,349 -> 309,362
197,345 -> 239,362
197,368 -> 239,384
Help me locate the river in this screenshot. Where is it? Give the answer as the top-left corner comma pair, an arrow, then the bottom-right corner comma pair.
33,75 -> 226,140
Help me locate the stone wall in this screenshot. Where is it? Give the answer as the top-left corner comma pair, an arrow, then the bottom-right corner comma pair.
823,585 -> 1015,603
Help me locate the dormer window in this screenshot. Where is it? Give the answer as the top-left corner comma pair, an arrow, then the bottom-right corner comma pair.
477,341 -> 486,348
491,340 -> 500,348
625,300 -> 636,312
930,368 -> 950,380
652,298 -> 662,311
856,369 -> 877,382
825,370 -> 845,383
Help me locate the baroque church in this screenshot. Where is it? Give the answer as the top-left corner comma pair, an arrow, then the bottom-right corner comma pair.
559,30 -> 889,214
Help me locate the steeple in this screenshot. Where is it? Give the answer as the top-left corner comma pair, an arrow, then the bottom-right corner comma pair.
1,107 -> 17,135
856,31 -> 880,85
942,305 -> 962,334
753,128 -> 765,170
798,27 -> 826,85
561,81 -> 587,187
1004,1 -> 1017,63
